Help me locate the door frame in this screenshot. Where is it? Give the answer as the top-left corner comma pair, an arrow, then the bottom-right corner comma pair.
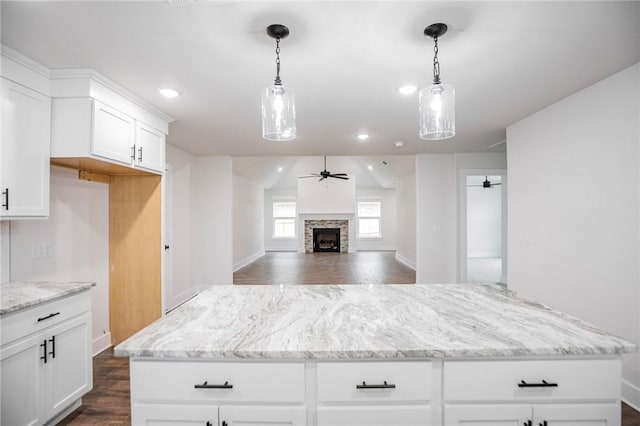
457,168 -> 507,284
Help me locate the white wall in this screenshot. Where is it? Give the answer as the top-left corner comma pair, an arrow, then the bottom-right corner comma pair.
297,176 -> 356,215
165,144 -> 196,310
356,188 -> 396,251
507,63 -> 640,407
264,188 -> 298,252
467,183 -> 502,258
415,153 -> 507,283
191,156 -> 233,287
8,166 -> 110,355
233,175 -> 264,271
395,171 -> 416,269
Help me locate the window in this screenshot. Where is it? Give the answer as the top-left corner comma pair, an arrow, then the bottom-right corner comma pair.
273,201 -> 296,238
357,201 -> 381,238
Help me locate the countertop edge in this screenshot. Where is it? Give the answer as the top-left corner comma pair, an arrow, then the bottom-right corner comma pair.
0,281 -> 96,315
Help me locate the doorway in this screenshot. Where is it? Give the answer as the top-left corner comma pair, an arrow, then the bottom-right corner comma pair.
458,170 -> 507,285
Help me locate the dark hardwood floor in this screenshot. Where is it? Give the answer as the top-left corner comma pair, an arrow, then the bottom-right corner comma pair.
60,347 -> 640,425
233,251 -> 416,285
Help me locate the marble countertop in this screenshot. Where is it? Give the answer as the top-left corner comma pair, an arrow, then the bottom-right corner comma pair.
114,284 -> 636,360
0,281 -> 95,315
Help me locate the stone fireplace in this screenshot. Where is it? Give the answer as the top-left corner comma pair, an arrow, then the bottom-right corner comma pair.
303,219 -> 349,253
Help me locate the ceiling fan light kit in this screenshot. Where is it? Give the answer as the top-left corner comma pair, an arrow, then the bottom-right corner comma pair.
419,23 -> 456,141
262,24 -> 297,141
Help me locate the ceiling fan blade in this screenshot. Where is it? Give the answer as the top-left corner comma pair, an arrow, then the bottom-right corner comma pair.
492,183 -> 502,186
466,184 -> 483,187
319,177 -> 326,182
298,175 -> 317,179
332,173 -> 348,176
330,175 -> 349,180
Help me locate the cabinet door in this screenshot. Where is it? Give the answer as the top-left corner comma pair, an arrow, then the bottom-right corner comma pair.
1,333 -> 47,426
92,100 -> 135,166
132,403 -> 218,426
219,405 -> 306,426
444,404 -> 532,426
534,403 -> 620,426
45,314 -> 92,418
135,121 -> 165,173
317,405 -> 431,426
0,77 -> 50,218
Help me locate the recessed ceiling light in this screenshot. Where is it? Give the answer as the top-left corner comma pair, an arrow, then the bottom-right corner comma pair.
367,165 -> 373,170
277,166 -> 283,172
398,85 -> 417,95
356,133 -> 369,141
158,88 -> 180,98
394,141 -> 404,148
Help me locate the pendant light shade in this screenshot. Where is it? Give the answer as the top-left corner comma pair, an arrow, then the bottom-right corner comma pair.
262,24 -> 296,141
419,83 -> 455,140
262,84 -> 296,141
419,23 -> 455,140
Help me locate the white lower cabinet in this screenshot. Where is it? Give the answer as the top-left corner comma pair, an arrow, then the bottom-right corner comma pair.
533,403 -> 620,425
133,403 -> 219,426
219,405 -> 307,426
317,405 -> 432,426
0,292 -> 93,426
0,333 -> 47,426
445,403 -> 619,426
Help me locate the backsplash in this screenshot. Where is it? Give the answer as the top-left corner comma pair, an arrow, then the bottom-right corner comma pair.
1,221 -> 10,283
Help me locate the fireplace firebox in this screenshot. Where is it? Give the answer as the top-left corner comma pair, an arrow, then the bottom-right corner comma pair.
313,228 -> 340,253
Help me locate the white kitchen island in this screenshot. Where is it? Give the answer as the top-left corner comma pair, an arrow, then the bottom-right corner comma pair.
115,284 -> 636,426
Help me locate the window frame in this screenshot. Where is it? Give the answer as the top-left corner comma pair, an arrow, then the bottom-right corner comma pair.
357,200 -> 382,239
272,201 -> 297,239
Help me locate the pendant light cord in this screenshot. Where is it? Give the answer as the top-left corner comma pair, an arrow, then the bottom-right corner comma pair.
432,37 -> 441,85
274,37 -> 282,86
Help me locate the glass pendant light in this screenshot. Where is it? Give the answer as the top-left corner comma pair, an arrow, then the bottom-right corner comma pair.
419,23 -> 455,140
262,24 -> 296,141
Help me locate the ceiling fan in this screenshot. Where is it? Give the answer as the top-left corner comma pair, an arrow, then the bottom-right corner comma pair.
467,176 -> 502,188
298,156 -> 349,181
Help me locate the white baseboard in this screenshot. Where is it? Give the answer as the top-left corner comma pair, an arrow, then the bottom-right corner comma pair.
92,332 -> 112,357
356,245 -> 397,251
395,252 -> 416,270
622,379 -> 640,412
233,250 -> 265,272
45,398 -> 82,425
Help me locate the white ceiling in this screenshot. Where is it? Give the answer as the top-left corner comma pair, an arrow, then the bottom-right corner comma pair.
1,1 -> 639,157
233,155 -> 415,189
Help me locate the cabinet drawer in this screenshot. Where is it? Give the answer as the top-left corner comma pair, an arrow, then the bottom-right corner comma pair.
131,360 -> 305,402
317,405 -> 432,426
1,291 -> 91,346
444,359 -> 620,402
317,361 -> 432,402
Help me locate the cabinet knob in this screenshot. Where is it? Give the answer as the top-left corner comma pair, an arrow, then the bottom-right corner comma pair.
164,244 -> 170,251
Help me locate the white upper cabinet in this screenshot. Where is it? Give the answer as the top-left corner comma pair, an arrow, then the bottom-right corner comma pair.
135,121 -> 165,173
50,72 -> 171,175
0,77 -> 51,219
92,100 -> 136,166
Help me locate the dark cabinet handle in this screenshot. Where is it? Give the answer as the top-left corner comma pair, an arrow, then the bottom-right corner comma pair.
131,145 -> 136,161
356,380 -> 396,389
523,421 -> 532,426
138,146 -> 143,162
37,312 -> 60,322
518,380 -> 558,388
539,422 -> 548,426
164,244 -> 170,250
206,422 -> 213,426
40,339 -> 47,364
2,188 -> 8,210
49,335 -> 56,359
194,381 -> 233,389
221,422 -> 228,426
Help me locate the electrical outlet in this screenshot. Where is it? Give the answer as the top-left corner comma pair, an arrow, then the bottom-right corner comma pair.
42,242 -> 52,258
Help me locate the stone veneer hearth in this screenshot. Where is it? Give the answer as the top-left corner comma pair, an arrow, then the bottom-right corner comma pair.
304,220 -> 348,253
